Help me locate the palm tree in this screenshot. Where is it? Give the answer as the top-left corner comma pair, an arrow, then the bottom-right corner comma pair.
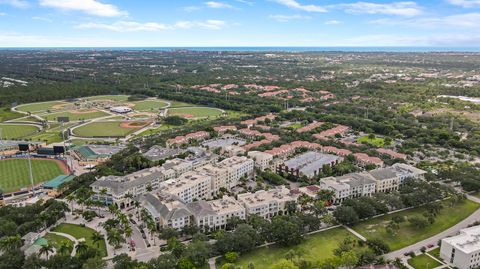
133,200 -> 141,219
57,242 -> 72,256
108,203 -> 119,216
0,235 -> 22,252
75,241 -> 88,256
91,231 -> 104,249
124,193 -> 134,208
39,243 -> 54,260
146,219 -> 157,244
107,228 -> 125,254
66,194 -> 75,211
118,213 -> 129,229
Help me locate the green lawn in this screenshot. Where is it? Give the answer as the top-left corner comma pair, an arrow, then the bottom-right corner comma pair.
43,233 -> 74,252
407,254 -> 442,269
0,124 -> 40,139
223,227 -> 355,268
352,199 -> 480,251
11,116 -> 42,123
0,107 -> 23,122
72,121 -> 142,137
428,248 -> 441,259
168,107 -> 224,118
0,159 -> 66,193
16,101 -> 68,113
52,223 -> 107,257
357,135 -> 387,147
168,100 -> 197,108
42,110 -> 109,122
133,100 -> 168,111
85,95 -> 129,101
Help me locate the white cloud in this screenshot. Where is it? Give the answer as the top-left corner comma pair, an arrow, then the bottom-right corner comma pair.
205,1 -> 233,8
447,0 -> 480,7
32,16 -> 53,22
0,12 -> 6,15
184,6 -> 201,12
39,0 -> 127,17
235,0 -> 253,6
370,12 -> 480,28
325,20 -> 341,24
275,0 -> 326,12
333,1 -> 422,17
269,14 -> 311,22
76,20 -> 227,32
0,0 -> 29,8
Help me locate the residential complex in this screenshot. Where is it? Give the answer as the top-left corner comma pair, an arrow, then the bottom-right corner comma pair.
237,186 -> 298,219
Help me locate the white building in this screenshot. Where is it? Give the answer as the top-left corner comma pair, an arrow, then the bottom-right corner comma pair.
139,193 -> 192,230
216,156 -> 254,188
237,186 -> 298,219
187,196 -> 246,230
441,225 -> 480,269
161,171 -> 212,203
247,151 -> 273,171
319,177 -> 350,204
110,106 -> 133,113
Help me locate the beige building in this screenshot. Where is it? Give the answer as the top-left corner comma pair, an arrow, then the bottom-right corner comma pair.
237,186 -> 298,219
139,193 -> 193,230
196,164 -> 229,196
161,171 -> 212,203
187,196 -> 246,230
247,151 -> 273,171
216,156 -> 254,188
369,168 -> 401,193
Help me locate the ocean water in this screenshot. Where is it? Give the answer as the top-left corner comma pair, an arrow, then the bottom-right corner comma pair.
1,47 -> 480,52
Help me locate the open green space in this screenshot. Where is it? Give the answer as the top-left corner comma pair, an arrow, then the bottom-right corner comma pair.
16,101 -> 68,113
85,95 -> 129,102
133,100 -> 169,111
42,110 -> 110,122
0,124 -> 40,139
52,223 -> 107,257
0,107 -> 23,122
168,107 -> 224,118
428,248 -> 441,259
0,158 -> 65,193
357,135 -> 387,147
407,254 -> 442,269
72,121 -> 143,137
352,199 -> 480,251
43,233 -> 74,252
221,227 -> 355,268
167,100 -> 197,108
11,116 -> 42,123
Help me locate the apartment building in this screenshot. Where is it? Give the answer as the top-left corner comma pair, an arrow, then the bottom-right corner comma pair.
440,225 -> 480,269
335,172 -> 376,198
237,186 -> 298,219
187,196 -> 246,230
319,177 -> 351,204
161,171 -> 212,203
278,151 -> 342,179
216,156 -> 254,188
369,167 -> 401,193
139,193 -> 193,230
390,163 -> 426,183
247,151 -> 273,171
196,164 -> 228,196
91,166 -> 176,208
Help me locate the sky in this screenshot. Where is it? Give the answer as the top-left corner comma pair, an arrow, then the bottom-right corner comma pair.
1,0 -> 480,47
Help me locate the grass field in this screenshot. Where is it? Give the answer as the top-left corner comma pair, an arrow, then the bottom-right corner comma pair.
0,124 -> 40,139
133,100 -> 169,111
43,233 -> 74,252
16,101 -> 68,113
42,110 -> 110,121
52,223 -> 107,257
168,107 -> 224,118
357,135 -> 387,147
11,116 -> 42,122
407,254 -> 442,269
221,227 -> 356,268
352,199 -> 480,251
428,248 -> 441,259
85,95 -> 129,101
72,121 -> 144,137
0,159 -> 66,193
0,107 -> 22,122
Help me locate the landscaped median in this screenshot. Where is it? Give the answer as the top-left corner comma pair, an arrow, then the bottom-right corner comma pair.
407,253 -> 442,269
351,199 -> 480,251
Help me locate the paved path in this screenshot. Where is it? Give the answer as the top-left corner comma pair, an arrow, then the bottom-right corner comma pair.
208,256 -> 220,269
384,202 -> 480,260
343,225 -> 367,241
48,231 -> 79,256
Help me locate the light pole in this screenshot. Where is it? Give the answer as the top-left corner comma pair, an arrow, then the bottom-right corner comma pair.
27,150 -> 35,196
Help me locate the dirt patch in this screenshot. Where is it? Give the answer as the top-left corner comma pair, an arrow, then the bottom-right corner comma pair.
69,109 -> 99,114
119,121 -> 150,129
179,114 -> 194,118
52,103 -> 69,110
